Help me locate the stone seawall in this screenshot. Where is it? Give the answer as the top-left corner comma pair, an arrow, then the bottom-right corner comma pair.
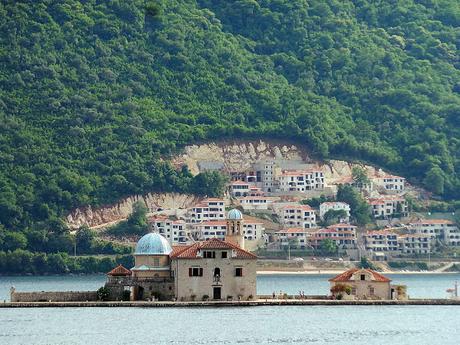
2,299 -> 460,308
10,290 -> 98,302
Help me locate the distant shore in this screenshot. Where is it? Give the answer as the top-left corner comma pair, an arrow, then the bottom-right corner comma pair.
256,270 -> 460,275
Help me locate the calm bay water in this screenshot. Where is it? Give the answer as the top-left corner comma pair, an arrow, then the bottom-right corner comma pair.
1,274 -> 459,345
1,273 -> 459,301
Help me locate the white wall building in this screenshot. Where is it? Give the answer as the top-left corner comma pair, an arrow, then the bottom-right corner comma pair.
274,228 -> 310,249
230,181 -> 251,197
398,234 -> 432,254
373,174 -> 405,193
277,170 -> 325,193
408,219 -> 460,247
189,198 -> 226,223
280,204 -> 317,229
150,216 -> 189,245
238,196 -> 273,210
364,230 -> 399,254
368,196 -> 408,218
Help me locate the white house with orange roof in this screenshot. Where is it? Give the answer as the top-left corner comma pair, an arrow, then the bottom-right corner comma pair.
364,230 -> 399,259
274,228 -> 310,249
372,174 -> 405,193
189,198 -> 226,223
319,201 -> 350,222
238,196 -> 274,210
150,215 -> 189,245
308,226 -> 357,250
367,195 -> 408,219
277,169 -> 325,193
329,268 -> 406,300
279,204 -> 317,229
408,219 -> 460,246
229,181 -> 251,197
398,233 -> 432,254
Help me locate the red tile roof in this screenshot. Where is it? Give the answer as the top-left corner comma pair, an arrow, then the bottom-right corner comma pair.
328,223 -> 357,229
329,268 -> 391,283
171,238 -> 257,260
277,228 -> 308,234
281,204 -> 313,210
411,219 -> 454,225
107,264 -> 132,276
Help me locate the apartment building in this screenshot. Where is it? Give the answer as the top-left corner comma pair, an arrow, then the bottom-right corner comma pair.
150,216 -> 189,245
373,174 -> 405,193
308,226 -> 357,249
279,204 -> 317,229
398,234 -> 432,255
277,169 -> 325,193
274,228 -> 310,249
364,230 -> 399,254
189,198 -> 226,223
238,196 -> 274,210
368,195 -> 408,218
408,219 -> 460,246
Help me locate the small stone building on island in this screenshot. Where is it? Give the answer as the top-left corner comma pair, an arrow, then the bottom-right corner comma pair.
329,268 -> 407,300
105,209 -> 257,301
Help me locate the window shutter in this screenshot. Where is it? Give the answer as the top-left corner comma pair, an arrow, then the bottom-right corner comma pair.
189,268 -> 192,277
199,268 -> 203,276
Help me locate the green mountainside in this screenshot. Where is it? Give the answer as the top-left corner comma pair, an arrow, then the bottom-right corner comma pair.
1,0 -> 460,260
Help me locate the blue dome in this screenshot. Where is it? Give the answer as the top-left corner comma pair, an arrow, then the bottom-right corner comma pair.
228,209 -> 243,220
135,233 -> 172,255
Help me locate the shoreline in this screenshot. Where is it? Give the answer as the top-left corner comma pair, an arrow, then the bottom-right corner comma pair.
2,299 -> 460,308
256,270 -> 460,275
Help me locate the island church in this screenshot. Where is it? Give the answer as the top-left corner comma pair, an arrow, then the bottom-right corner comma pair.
105,209 -> 257,301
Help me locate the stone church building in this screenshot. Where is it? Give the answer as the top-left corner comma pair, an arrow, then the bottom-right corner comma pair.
106,209 -> 257,301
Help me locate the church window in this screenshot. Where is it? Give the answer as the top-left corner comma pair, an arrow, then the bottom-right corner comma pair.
235,267 -> 243,277
221,251 -> 228,258
203,251 -> 216,258
189,267 -> 203,277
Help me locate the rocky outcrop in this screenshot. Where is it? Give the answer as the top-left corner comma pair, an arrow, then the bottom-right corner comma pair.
66,193 -> 200,229
171,140 -> 308,174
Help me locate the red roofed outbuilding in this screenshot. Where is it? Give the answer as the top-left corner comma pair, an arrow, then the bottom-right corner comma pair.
329,268 -> 406,300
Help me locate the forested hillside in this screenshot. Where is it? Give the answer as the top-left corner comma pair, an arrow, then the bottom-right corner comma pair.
1,0 -> 460,249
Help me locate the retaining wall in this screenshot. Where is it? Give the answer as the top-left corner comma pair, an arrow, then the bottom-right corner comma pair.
11,291 -> 98,302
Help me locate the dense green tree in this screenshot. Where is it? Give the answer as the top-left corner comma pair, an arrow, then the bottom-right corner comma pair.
2,232 -> 28,251
336,185 -> 371,225
0,0 -> 460,256
322,209 -> 348,226
320,239 -> 338,255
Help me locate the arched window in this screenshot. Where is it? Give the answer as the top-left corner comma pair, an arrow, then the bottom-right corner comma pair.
214,267 -> 221,277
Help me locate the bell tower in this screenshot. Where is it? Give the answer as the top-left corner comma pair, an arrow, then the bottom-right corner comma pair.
225,209 -> 245,249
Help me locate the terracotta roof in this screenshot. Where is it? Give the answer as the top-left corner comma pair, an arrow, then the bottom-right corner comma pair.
321,202 -> 349,207
196,220 -> 227,227
281,204 -> 313,210
411,219 -> 454,225
328,223 -> 357,229
329,268 -> 391,283
171,245 -> 193,257
204,198 -> 225,202
231,181 -> 250,186
107,264 -> 132,276
398,234 -> 432,239
171,238 -> 257,260
365,230 -> 397,236
277,228 -> 307,234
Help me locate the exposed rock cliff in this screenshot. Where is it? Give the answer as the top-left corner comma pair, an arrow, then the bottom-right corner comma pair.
66,193 -> 200,229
